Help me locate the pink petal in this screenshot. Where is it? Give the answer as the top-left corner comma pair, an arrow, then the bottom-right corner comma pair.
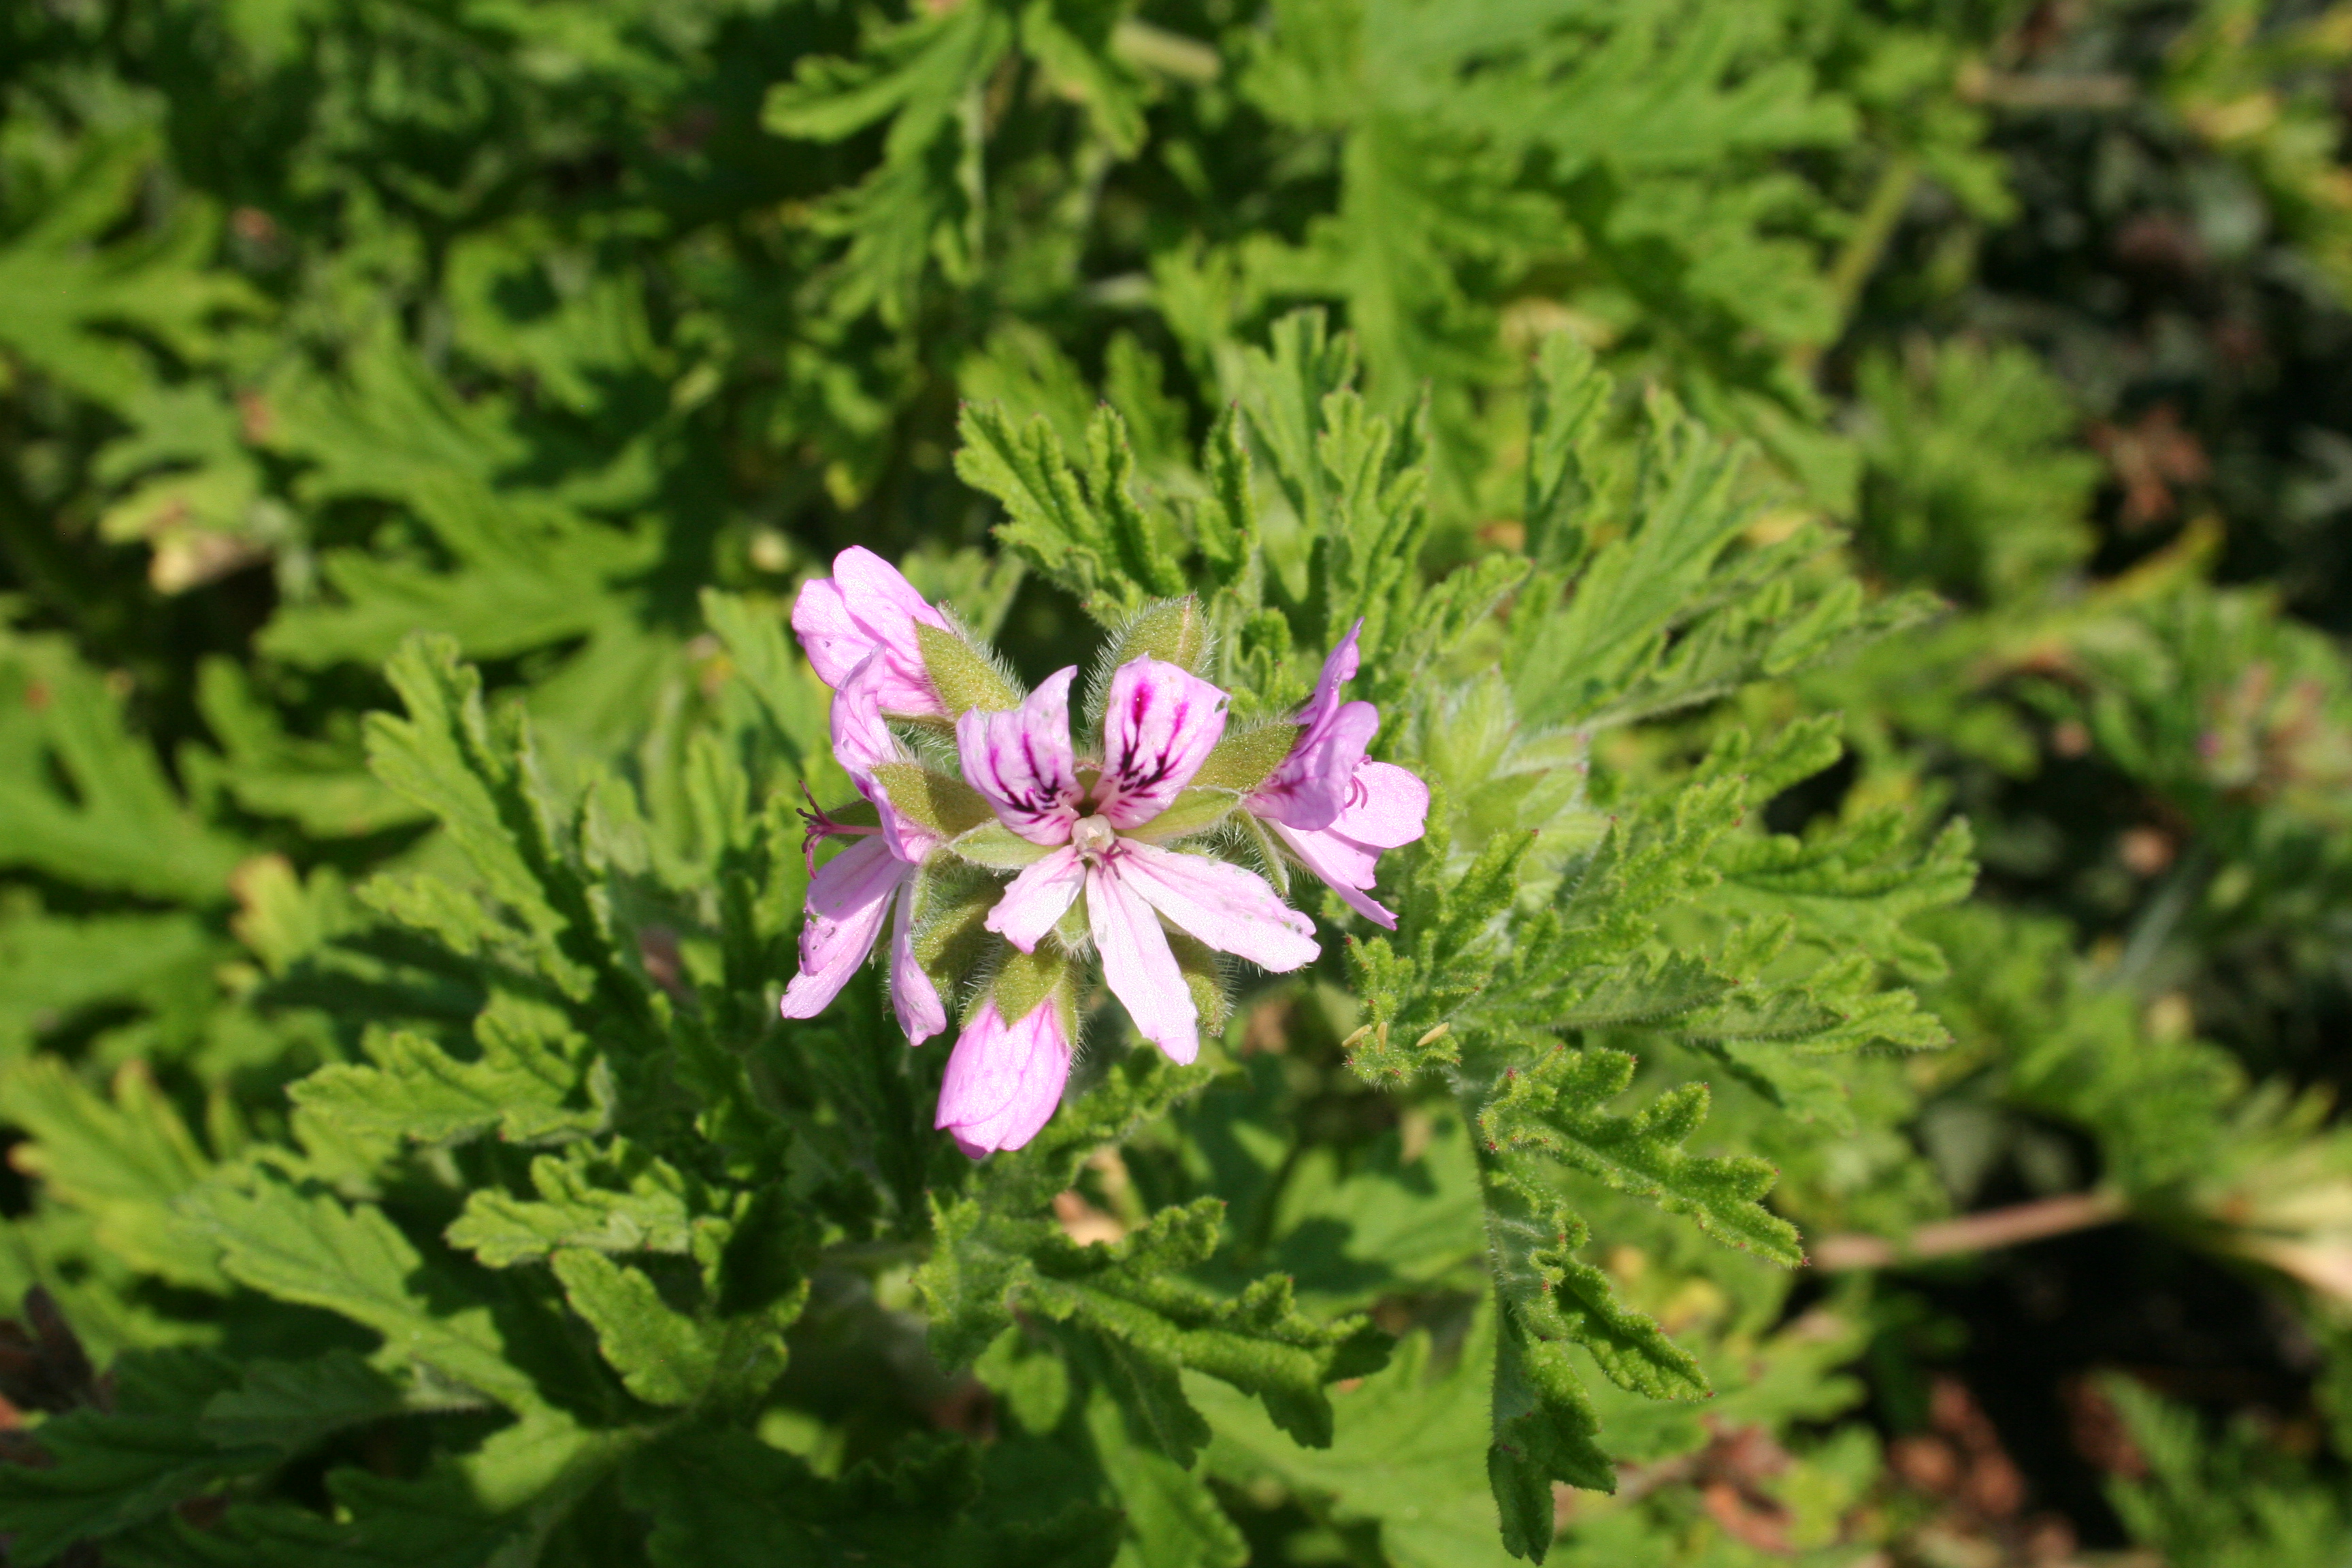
1087,859 -> 1200,1064
790,578 -> 866,691
1096,658 -> 1230,829
1249,700 -> 1378,831
830,661 -> 903,779
935,999 -> 1072,1158
958,667 -> 1081,845
835,546 -> 950,640
889,875 -> 946,1045
1248,620 -> 1375,830
1334,760 -> 1428,849
779,836 -> 902,1018
983,846 -> 1085,953
1110,840 -> 1319,972
1271,820 -> 1397,929
1254,751 -> 1426,932
855,659 -> 947,719
790,549 -> 951,716
1301,620 -> 1364,732
832,662 -> 938,863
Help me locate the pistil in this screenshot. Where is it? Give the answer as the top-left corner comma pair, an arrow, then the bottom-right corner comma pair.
1071,813 -> 1118,862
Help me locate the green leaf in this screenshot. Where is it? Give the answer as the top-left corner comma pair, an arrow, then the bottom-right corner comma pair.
1480,1168 -> 1705,1403
1504,365 -> 1924,732
551,1250 -> 731,1408
700,589 -> 834,777
289,994 -> 604,1162
0,1350 -> 265,1567
958,403 -> 1182,619
1488,1296 -> 1614,1558
761,3 -> 1014,323
1712,813 -> 1976,983
158,1409 -> 628,1568
197,1348 -> 471,1454
362,637 -> 591,996
962,1196 -> 1390,1466
1193,1308 -> 1502,1568
624,1426 -> 1120,1568
446,1143 -> 704,1269
0,635 -> 246,904
917,1056 -> 1384,1466
1480,1047 -> 1801,1267
180,1167 -> 540,1410
0,906 -> 214,1056
0,1059 -> 223,1289
1080,1383 -> 1247,1568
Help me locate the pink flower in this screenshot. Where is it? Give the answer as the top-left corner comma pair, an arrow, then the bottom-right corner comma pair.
934,996 -> 1073,1158
790,546 -> 952,718
1245,621 -> 1428,929
961,657 -> 1318,1065
777,664 -> 948,1043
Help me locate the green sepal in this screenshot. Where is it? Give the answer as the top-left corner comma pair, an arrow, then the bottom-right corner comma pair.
868,761 -> 994,838
992,943 -> 1075,1025
1235,808 -> 1290,896
915,622 -> 1022,716
950,819 -> 1055,868
1167,932 -> 1230,1036
1055,890 -> 1091,949
1125,787 -> 1241,843
911,862 -> 1002,994
1188,720 -> 1298,793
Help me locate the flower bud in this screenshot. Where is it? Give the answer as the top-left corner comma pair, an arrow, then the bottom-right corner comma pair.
934,952 -> 1076,1158
1106,595 -> 1207,673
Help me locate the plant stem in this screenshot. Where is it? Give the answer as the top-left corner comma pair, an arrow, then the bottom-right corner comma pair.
1807,1190 -> 2129,1271
1794,154 -> 1919,374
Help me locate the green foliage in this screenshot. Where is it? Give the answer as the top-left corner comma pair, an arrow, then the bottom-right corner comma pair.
2098,1376 -> 2352,1568
1855,340 -> 2104,604
3,1 -> 2352,1565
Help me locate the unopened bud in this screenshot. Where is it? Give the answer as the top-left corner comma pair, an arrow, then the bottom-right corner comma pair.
1110,596 -> 1207,672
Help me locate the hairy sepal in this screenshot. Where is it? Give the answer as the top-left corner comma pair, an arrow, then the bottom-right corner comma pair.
949,819 -> 1055,868
868,760 -> 994,838
914,621 -> 1022,717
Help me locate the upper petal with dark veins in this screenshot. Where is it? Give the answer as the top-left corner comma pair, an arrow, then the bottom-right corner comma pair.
957,666 -> 1081,845
1096,657 -> 1230,830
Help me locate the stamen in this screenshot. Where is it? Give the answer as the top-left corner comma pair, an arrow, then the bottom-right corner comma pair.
798,781 -> 882,875
1071,813 -> 1118,861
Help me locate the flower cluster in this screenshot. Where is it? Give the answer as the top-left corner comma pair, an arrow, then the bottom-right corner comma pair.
779,549 -> 1429,1157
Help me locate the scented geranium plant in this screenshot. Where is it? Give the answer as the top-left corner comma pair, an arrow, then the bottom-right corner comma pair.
779,544 -> 1426,1156
0,319 -> 1967,1566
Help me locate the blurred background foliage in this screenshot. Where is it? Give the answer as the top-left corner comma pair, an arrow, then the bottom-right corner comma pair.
3,0 -> 2352,1563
